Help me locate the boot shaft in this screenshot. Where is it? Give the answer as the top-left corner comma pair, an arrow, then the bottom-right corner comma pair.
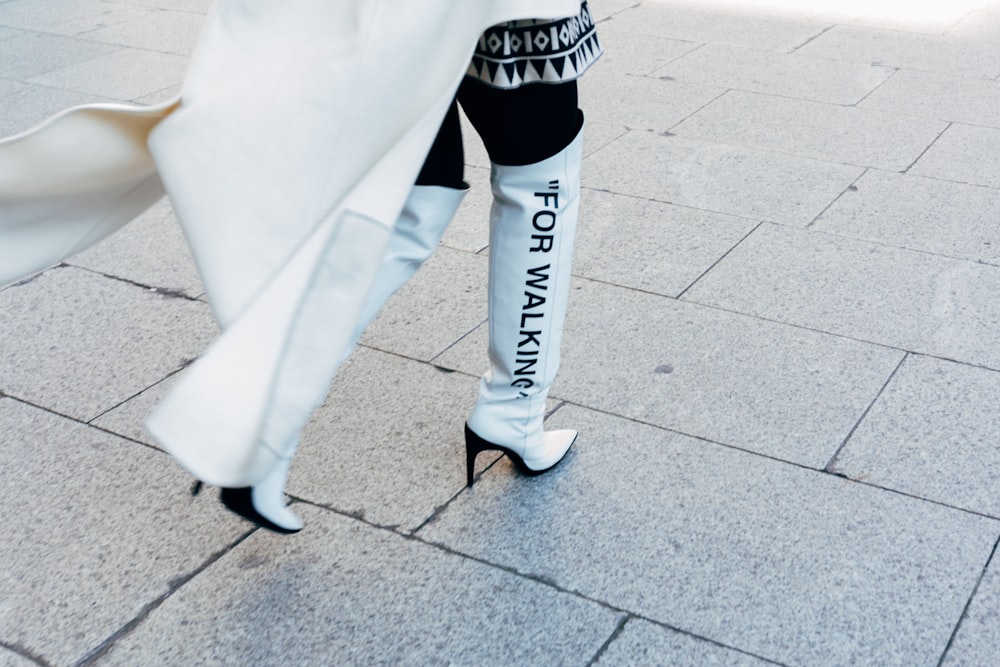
469,117 -> 583,454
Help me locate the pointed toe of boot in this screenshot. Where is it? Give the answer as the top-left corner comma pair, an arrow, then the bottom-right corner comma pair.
519,429 -> 577,475
220,487 -> 303,534
465,423 -> 576,487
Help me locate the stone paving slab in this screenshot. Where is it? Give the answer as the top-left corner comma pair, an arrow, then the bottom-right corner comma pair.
0,0 -> 155,36
0,30 -> 119,79
860,69 -> 1000,127
583,131 -> 863,226
420,404 -> 999,666
582,68 -> 726,134
0,267 -> 216,421
0,399 -> 249,667
911,123 -> 1000,189
96,504 -> 622,666
26,46 -> 187,101
683,223 -> 1000,369
671,90 -> 946,171
653,42 -> 893,105
797,24 -> 1000,80
602,2 -> 829,53
79,9 -> 205,56
288,347 -> 499,533
830,354 -> 1000,517
68,197 -> 205,298
589,0 -> 637,22
0,25 -> 21,42
0,648 -> 37,667
573,189 -> 758,297
595,618 -> 778,666
6,0 -> 1000,664
586,27 -> 702,77
942,556 -> 1000,666
436,278 -> 903,468
115,0 -> 211,12
792,1 -> 978,34
582,117 -> 632,160
812,169 -> 1000,264
953,4 -> 1000,41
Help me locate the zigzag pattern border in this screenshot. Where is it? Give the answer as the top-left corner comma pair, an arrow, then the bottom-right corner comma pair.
467,2 -> 603,89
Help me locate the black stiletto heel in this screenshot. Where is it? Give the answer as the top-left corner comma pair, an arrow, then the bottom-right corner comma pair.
465,423 -> 496,487
219,487 -> 302,534
464,423 -> 574,487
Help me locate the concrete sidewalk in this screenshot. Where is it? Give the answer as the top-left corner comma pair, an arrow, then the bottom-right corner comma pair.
4,0 -> 1000,664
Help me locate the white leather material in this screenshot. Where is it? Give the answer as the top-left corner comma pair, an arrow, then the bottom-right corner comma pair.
250,442 -> 303,532
467,122 -> 583,465
352,184 -> 468,342
0,0 -> 581,487
145,209 -> 394,486
245,185 -> 466,529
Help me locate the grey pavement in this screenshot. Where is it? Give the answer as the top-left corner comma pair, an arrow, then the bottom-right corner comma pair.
3,1 -> 1000,665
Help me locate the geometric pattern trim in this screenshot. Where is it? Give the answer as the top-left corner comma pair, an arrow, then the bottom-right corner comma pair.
467,1 -> 603,89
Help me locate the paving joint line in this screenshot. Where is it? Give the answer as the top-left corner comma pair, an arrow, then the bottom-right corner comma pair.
3,394 -> 167,456
840,476 -> 1000,524
71,265 -> 202,302
73,529 -> 258,667
623,614 -> 790,666
824,352 -> 909,472
579,184 -> 767,225
907,166 -> 1000,193
595,2 -> 641,24
407,452 -> 501,535
85,366 -> 189,426
0,640 -> 53,667
662,79 -> 727,134
553,397 -> 1000,523
805,169 -> 867,228
789,24 -> 835,53
642,42 -> 712,87
663,85 -> 866,110
936,533 -> 1000,667
366,400 -> 573,535
2,263 -> 67,290
903,122 -> 953,173
554,396 -> 842,474
574,269 -> 918,361
585,615 -> 631,666
853,66 -> 899,107
293,498 -> 783,664
4,393 -> 106,429
795,212 -> 1000,267
426,319 -> 486,364
676,220 -> 764,300
674,289 -> 998,371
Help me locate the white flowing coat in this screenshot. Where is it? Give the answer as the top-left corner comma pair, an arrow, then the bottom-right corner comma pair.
0,0 -> 580,486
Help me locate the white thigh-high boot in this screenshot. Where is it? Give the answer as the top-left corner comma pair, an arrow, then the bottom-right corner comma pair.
223,184 -> 466,532
220,439 -> 303,533
352,184 -> 467,341
465,113 -> 583,487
